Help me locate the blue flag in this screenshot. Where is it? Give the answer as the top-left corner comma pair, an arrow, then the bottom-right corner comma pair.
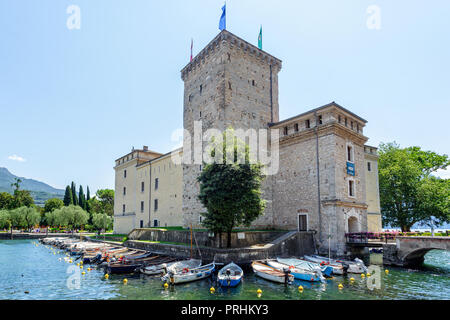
219,4 -> 226,30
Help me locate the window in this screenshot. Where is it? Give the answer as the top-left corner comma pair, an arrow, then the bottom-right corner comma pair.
228,81 -> 232,90
351,121 -> 354,130
124,170 -> 127,178
357,123 -> 360,132
318,115 -> 323,125
199,111 -> 202,118
298,214 -> 307,231
347,145 -> 354,162
367,162 -> 371,172
141,201 -> 144,213
141,181 -> 144,192
122,204 -> 125,213
338,115 -> 341,123
283,126 -> 288,135
199,84 -> 203,94
154,199 -> 158,211
153,220 -> 159,227
345,118 -> 348,127
306,119 -> 310,129
348,180 -> 355,197
140,220 -> 143,228
199,216 -> 203,223
294,123 -> 299,132
123,187 -> 126,195
252,80 -> 255,86
155,178 -> 159,190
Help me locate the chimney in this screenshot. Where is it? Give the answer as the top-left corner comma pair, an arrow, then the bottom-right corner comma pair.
143,145 -> 148,151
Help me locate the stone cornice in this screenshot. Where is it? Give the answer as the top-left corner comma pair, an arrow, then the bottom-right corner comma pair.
181,30 -> 282,81
278,122 -> 368,148
322,199 -> 368,209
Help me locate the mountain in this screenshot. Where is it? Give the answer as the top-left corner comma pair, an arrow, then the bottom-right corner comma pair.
0,167 -> 65,206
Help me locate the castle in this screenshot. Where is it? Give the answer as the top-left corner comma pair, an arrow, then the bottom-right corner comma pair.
113,30 -> 382,255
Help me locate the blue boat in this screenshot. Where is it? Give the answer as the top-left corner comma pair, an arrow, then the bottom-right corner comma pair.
217,262 -> 243,287
277,257 -> 334,278
267,260 -> 324,282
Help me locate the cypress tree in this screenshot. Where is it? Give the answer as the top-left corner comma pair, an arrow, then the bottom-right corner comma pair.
86,186 -> 91,213
63,186 -> 73,206
78,185 -> 86,210
71,181 -> 78,206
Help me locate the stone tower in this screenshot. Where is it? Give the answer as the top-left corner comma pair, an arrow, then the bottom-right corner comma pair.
180,30 -> 282,227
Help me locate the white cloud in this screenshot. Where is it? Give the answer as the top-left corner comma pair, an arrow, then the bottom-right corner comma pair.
434,168 -> 450,179
8,155 -> 26,162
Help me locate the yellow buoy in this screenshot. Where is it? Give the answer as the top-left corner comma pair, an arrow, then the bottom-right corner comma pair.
123,278 -> 128,284
361,273 -> 365,278
385,269 -> 389,275
69,260 -> 72,263
210,287 -> 215,294
350,277 -> 355,282
257,289 -> 262,294
163,282 -> 169,289
76,263 -> 80,266
87,268 -> 91,271
80,261 -> 83,265
105,274 -> 109,279
82,271 -> 85,275
366,273 -> 371,277
298,286 -> 303,292
338,283 -> 344,290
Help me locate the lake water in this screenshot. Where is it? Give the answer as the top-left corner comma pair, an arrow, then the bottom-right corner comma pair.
0,239 -> 449,300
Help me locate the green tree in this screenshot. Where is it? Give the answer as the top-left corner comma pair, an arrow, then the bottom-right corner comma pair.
15,206 -> 41,231
86,186 -> 91,213
44,198 -> 64,213
92,213 -> 113,235
8,207 -> 26,239
71,181 -> 78,206
197,128 -> 266,248
379,142 -> 450,231
0,210 -> 11,230
78,185 -> 86,210
89,189 -> 114,216
63,185 -> 73,206
0,192 -> 14,210
54,205 -> 88,233
11,190 -> 34,209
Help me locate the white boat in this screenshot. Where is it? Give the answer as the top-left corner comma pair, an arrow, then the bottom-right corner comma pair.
251,261 -> 294,284
161,262 -> 215,284
304,255 -> 367,274
217,262 -> 243,287
277,257 -> 335,277
267,260 -> 324,282
140,262 -> 177,276
166,259 -> 202,274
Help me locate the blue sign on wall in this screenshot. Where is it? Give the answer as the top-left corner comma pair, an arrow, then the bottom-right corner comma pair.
347,162 -> 355,176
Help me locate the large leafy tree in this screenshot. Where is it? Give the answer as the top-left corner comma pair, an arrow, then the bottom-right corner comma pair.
15,206 -> 41,231
88,189 -> 114,216
92,213 -> 113,235
53,205 -> 89,233
63,185 -> 73,206
379,142 -> 450,231
198,128 -> 266,248
0,210 -> 11,230
0,192 -> 14,210
44,198 -> 64,213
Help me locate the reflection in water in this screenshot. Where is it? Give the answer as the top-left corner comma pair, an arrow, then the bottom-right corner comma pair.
0,240 -> 448,300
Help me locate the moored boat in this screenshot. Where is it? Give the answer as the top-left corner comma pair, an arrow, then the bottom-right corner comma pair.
277,257 -> 334,278
161,262 -> 215,284
251,261 -> 294,284
304,255 -> 367,274
217,262 -> 243,287
267,260 -> 324,282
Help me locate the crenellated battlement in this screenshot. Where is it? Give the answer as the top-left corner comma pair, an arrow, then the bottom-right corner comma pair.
181,30 -> 282,81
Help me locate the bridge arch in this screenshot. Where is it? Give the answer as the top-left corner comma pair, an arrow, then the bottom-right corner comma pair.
397,237 -> 450,267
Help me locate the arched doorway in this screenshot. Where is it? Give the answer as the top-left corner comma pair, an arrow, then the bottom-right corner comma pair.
348,216 -> 359,233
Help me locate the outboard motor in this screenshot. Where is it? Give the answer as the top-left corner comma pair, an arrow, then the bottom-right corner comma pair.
342,262 -> 349,275
225,268 -> 231,286
283,268 -> 291,286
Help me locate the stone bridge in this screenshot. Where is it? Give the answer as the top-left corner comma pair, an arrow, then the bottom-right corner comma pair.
384,236 -> 450,267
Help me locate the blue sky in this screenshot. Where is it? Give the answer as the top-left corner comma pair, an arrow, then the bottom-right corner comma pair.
0,0 -> 449,193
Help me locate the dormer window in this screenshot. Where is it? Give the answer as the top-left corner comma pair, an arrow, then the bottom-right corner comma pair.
351,121 -> 354,130
345,118 -> 348,127
318,115 -> 323,125
294,123 -> 299,132
338,115 -> 341,123
283,126 -> 288,135
357,123 -> 360,132
306,119 -> 310,129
